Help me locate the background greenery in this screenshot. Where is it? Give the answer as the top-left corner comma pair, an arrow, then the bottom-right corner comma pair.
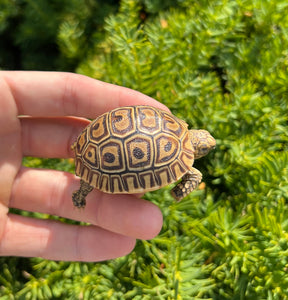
1,0 -> 288,299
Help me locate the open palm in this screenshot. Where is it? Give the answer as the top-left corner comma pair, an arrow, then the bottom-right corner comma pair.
0,71 -> 164,262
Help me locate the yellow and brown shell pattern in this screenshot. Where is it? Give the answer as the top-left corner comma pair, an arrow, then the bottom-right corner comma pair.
73,106 -> 195,194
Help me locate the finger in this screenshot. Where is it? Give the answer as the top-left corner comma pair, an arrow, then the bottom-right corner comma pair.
0,214 -> 135,262
11,168 -> 163,240
1,71 -> 170,118
20,117 -> 90,158
0,67 -> 22,214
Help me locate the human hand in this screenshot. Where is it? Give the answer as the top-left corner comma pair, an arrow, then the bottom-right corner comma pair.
0,71 -> 166,262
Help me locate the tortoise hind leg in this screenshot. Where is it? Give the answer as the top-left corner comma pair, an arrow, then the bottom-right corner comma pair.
171,167 -> 203,201
72,179 -> 93,208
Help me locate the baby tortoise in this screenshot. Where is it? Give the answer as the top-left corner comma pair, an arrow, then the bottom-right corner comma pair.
72,105 -> 216,208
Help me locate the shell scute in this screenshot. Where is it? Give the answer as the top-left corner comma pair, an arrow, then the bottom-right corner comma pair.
154,133 -> 180,166
110,107 -> 135,137
83,144 -> 98,168
90,114 -> 109,143
154,166 -> 173,187
137,106 -> 161,134
170,160 -> 187,180
125,135 -> 153,170
75,129 -> 88,155
90,170 -> 101,188
99,139 -> 125,173
138,170 -> 157,190
110,175 -> 124,193
99,174 -> 110,193
179,152 -> 195,170
182,131 -> 195,154
161,111 -> 187,139
122,173 -> 141,192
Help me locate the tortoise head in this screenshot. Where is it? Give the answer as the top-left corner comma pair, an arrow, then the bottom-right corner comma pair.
189,129 -> 216,159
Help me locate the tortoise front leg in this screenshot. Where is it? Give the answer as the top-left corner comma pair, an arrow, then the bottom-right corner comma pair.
72,179 -> 94,208
171,167 -> 203,201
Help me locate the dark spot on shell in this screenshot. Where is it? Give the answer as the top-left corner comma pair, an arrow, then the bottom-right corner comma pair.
103,152 -> 115,163
133,147 -> 145,159
113,115 -> 123,123
164,141 -> 172,152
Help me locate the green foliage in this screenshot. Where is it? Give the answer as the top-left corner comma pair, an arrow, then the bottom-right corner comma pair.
1,0 -> 288,299
0,0 -> 119,70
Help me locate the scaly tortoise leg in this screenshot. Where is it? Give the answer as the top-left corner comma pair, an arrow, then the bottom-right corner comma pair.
72,179 -> 94,208
171,167 -> 203,201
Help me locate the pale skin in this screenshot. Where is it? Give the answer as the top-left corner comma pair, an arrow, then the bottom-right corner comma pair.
0,71 -> 166,262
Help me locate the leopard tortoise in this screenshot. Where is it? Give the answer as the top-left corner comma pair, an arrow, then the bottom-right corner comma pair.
72,105 -> 216,208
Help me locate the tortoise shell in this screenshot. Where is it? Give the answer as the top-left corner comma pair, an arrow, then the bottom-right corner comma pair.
72,105 -> 195,194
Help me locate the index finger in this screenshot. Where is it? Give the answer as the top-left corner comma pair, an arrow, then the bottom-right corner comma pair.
1,71 -> 169,118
